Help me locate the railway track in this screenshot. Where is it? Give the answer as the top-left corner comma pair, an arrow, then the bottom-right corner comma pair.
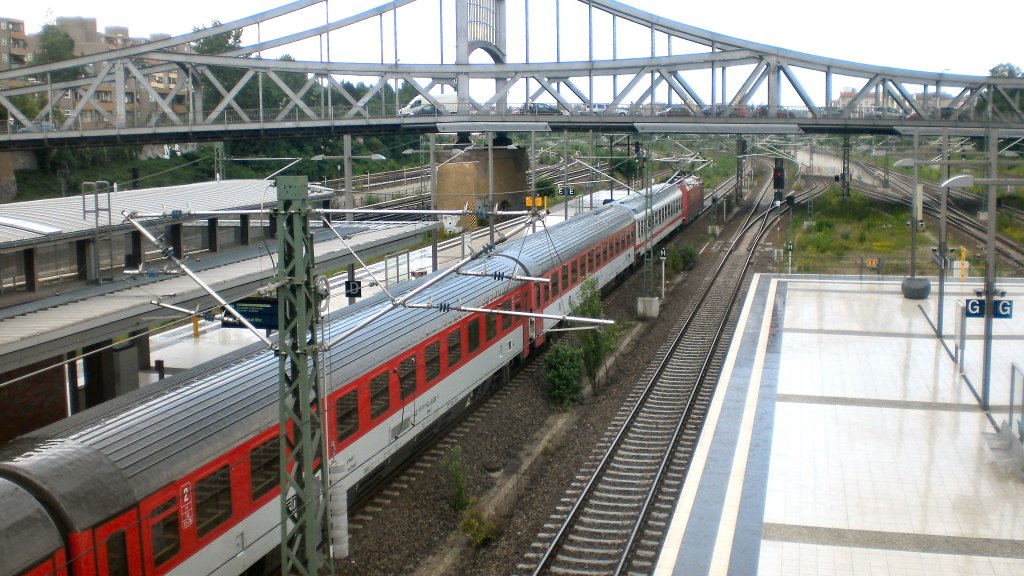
516,179 -> 801,576
857,171 -> 1024,271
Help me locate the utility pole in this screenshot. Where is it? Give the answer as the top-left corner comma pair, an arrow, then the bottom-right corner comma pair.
275,176 -> 331,576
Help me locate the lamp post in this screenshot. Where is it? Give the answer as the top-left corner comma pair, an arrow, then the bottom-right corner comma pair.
895,140 -> 931,300
941,170 -> 1024,411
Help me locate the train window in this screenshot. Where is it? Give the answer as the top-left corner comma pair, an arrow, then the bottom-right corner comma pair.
550,272 -> 559,297
485,312 -> 497,341
588,250 -> 594,272
501,301 -> 512,330
425,342 -> 440,383
560,267 -> 568,292
603,242 -> 608,262
534,284 -> 541,308
105,529 -> 129,576
370,372 -> 390,419
250,436 -> 278,501
467,319 -> 480,353
543,281 -> 550,303
196,466 -> 232,538
447,328 -> 462,367
336,391 -> 359,443
570,261 -> 578,285
150,499 -> 179,567
399,356 -> 417,399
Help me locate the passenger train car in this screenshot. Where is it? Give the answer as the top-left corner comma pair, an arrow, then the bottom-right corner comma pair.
0,175 -> 702,576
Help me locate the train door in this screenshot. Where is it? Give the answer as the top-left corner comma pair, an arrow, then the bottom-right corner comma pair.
95,510 -> 141,576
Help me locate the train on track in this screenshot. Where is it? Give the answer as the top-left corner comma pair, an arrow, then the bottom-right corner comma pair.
0,174 -> 702,576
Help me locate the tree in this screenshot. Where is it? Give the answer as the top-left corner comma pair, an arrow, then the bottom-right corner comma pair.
981,63 -> 1023,119
35,24 -> 83,82
571,277 -> 614,388
544,342 -> 583,410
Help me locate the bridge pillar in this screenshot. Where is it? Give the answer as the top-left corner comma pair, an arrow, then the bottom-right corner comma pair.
114,60 -> 128,128
125,230 -> 143,270
435,146 -> 525,230
22,247 -> 37,292
456,0 -> 508,112
239,214 -> 251,245
207,218 -> 219,252
168,223 -> 183,260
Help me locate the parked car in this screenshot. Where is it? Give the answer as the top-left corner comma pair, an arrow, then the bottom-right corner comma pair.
411,104 -> 451,116
700,104 -> 747,117
655,105 -> 695,117
587,103 -> 628,115
754,105 -> 796,118
515,102 -> 564,115
16,121 -> 56,133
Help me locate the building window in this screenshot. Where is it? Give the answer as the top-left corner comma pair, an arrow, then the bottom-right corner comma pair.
195,466 -> 232,537
370,372 -> 390,419
485,311 -> 497,341
447,328 -> 462,367
105,529 -> 129,576
467,319 -> 480,354
149,499 -> 179,567
335,391 -> 359,443
249,436 -> 278,501
425,341 -> 440,383
399,356 -> 416,399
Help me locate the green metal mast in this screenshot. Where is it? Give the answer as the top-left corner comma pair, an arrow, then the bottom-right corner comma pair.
638,145 -> 655,297
275,176 -> 331,575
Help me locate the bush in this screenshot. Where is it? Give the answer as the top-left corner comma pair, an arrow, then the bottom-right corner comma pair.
460,507 -> 498,547
544,342 -> 583,410
670,244 -> 698,273
571,278 -> 612,386
443,446 -> 469,511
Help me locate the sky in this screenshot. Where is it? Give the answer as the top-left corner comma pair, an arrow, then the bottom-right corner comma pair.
5,0 -> 1018,105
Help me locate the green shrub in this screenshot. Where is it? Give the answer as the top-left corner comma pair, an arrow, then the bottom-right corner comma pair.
544,342 -> 583,410
460,507 -> 498,547
443,446 -> 469,511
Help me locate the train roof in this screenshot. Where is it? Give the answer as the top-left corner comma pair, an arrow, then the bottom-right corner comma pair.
611,179 -> 688,214
0,477 -> 64,575
0,203 -> 636,531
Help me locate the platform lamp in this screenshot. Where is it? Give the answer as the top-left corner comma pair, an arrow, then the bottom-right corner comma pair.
895,148 -> 931,300
941,171 -> 1024,411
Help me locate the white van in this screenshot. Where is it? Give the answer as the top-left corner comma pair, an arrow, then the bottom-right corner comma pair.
399,93 -> 459,116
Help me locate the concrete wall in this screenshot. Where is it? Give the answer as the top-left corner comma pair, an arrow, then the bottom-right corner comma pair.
0,151 -> 39,203
436,148 -> 527,230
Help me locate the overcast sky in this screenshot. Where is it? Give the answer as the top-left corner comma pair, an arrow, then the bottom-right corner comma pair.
5,0 -> 1017,105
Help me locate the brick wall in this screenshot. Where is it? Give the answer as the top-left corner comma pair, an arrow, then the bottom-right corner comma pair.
0,358 -> 67,444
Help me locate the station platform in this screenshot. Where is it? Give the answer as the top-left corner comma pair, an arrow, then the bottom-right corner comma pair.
655,274 -> 1024,575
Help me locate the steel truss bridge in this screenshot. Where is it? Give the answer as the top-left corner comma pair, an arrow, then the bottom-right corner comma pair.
1,0 -> 1023,149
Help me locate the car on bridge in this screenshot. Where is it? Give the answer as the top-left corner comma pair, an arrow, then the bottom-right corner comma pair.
409,104 -> 452,116
754,105 -> 796,118
700,104 -> 747,117
515,102 -> 565,115
655,105 -> 695,117
586,103 -> 628,115
16,121 -> 56,133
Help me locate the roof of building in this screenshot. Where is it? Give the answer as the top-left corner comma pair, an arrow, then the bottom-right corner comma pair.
0,179 -> 333,250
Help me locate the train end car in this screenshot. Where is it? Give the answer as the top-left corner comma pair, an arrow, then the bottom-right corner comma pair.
0,477 -> 67,576
678,173 -> 704,224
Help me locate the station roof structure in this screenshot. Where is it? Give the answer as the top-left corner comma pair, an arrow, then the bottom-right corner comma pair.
0,179 -> 334,252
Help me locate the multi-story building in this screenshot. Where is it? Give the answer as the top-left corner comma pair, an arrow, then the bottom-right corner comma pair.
0,17 -> 29,71
11,16 -> 189,129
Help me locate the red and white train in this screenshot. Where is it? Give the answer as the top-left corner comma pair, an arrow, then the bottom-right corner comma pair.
0,175 -> 702,576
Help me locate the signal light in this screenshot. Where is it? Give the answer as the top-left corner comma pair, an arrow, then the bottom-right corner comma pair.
773,158 -> 785,190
